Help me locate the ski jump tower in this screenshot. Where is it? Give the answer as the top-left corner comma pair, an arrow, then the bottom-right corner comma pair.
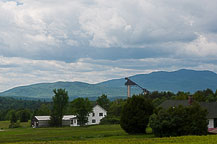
125,77 -> 149,98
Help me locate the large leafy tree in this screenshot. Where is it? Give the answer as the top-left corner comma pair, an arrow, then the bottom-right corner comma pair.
150,103 -> 208,137
120,94 -> 154,134
100,99 -> 126,125
17,109 -> 31,122
71,98 -> 92,126
50,89 -> 69,127
96,94 -> 110,111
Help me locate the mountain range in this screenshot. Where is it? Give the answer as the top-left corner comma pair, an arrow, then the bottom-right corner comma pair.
0,69 -> 217,99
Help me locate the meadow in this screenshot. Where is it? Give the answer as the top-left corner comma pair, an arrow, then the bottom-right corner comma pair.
1,121 -> 217,144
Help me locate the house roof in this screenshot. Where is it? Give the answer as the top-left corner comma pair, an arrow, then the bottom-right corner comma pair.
35,115 -> 76,121
62,115 -> 76,120
159,100 -> 217,119
35,116 -> 50,121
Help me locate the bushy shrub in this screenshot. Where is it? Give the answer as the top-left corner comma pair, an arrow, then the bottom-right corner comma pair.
100,116 -> 120,125
120,95 -> 154,134
150,103 -> 208,137
9,122 -> 21,128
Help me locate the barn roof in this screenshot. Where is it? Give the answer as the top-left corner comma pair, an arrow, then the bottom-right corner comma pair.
35,115 -> 76,121
35,116 -> 50,121
62,115 -> 76,120
159,100 -> 217,119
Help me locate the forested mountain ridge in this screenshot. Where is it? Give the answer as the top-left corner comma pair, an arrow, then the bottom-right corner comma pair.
0,97 -> 43,110
0,69 -> 217,99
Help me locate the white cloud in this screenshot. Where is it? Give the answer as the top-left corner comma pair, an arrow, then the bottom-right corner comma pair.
0,56 -> 153,91
0,0 -> 217,91
1,0 -> 217,54
1,55 -> 216,92
177,34 -> 217,57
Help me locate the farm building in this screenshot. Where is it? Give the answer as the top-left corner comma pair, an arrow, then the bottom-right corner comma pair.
159,99 -> 217,129
32,105 -> 107,128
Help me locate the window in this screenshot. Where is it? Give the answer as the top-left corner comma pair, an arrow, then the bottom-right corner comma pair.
92,113 -> 95,117
92,119 -> 96,123
214,118 -> 217,128
99,113 -> 103,116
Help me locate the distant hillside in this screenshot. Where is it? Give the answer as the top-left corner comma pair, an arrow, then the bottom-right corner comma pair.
0,97 -> 44,110
0,81 -> 129,99
0,69 -> 217,99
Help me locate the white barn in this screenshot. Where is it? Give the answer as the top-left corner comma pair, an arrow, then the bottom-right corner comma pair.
32,105 -> 107,128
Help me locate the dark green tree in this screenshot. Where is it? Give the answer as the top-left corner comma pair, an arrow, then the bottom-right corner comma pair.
100,99 -> 126,125
17,109 -> 31,122
10,110 -> 18,123
193,90 -> 206,102
175,91 -> 190,100
9,110 -> 20,128
96,94 -> 110,111
108,99 -> 126,118
150,103 -> 208,137
71,98 -> 92,126
37,104 -> 51,116
120,95 -> 154,134
50,89 -> 69,127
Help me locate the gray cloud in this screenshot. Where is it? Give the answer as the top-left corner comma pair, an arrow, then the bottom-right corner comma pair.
0,0 -> 217,60
0,0 -> 217,91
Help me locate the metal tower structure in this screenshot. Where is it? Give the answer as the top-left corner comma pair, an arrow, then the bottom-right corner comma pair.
125,77 -> 149,98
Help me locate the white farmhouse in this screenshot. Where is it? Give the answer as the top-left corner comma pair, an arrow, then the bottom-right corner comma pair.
87,105 -> 107,125
32,105 -> 107,128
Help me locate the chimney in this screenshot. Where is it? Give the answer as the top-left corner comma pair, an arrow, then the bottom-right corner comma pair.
188,95 -> 193,105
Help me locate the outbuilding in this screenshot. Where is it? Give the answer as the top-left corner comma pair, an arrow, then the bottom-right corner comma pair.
32,116 -> 50,128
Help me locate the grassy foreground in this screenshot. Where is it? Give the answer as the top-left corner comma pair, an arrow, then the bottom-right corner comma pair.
1,121 -> 217,144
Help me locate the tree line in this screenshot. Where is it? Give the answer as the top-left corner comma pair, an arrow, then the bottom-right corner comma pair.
1,88 -> 216,136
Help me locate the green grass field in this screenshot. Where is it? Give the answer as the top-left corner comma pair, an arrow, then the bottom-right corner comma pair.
1,121 -> 217,144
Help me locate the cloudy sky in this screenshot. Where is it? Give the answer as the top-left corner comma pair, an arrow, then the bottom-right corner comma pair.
0,0 -> 217,92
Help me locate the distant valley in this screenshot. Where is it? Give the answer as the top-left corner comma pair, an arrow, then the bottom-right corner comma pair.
0,69 -> 217,99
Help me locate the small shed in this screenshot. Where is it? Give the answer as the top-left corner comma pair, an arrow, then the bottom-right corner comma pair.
32,116 -> 50,128
62,115 -> 76,126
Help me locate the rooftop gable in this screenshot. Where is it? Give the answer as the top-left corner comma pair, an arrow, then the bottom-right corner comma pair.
93,104 -> 107,112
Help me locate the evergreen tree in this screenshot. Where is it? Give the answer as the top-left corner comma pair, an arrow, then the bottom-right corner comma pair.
120,94 -> 154,134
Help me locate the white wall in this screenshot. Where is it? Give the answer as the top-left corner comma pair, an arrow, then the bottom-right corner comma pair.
208,119 -> 214,128
87,105 -> 107,125
38,120 -> 49,127
70,119 -> 78,126
62,120 -> 71,126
